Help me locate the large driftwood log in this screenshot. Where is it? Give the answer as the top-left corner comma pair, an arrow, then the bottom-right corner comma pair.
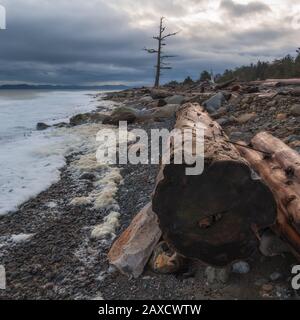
236,132 -> 300,259
152,103 -> 277,267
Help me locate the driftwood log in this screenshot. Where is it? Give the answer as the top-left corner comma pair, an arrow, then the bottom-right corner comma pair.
236,132 -> 300,259
152,103 -> 277,267
108,203 -> 162,278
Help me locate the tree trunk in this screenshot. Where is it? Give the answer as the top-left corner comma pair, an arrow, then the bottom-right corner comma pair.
236,132 -> 300,259
154,18 -> 162,88
152,103 -> 277,267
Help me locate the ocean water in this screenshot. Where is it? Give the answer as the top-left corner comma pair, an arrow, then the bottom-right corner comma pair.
0,90 -> 104,215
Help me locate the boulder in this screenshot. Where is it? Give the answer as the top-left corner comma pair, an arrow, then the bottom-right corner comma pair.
157,99 -> 167,107
108,203 -> 162,278
291,104 -> 300,116
216,117 -> 231,126
165,95 -> 185,105
53,122 -> 69,128
276,113 -> 287,121
152,104 -> 180,119
36,122 -> 50,131
103,106 -> 137,125
236,112 -> 257,124
70,112 -> 107,126
139,95 -> 153,103
150,89 -> 171,99
203,92 -> 226,113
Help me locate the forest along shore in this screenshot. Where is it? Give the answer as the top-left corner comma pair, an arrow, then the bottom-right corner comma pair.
0,80 -> 299,300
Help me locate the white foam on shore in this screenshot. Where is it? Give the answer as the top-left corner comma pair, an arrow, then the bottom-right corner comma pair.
91,211 -> 120,239
11,233 -> 35,243
0,90 -> 118,215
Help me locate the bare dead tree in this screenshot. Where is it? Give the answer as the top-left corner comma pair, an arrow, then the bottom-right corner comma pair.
144,17 -> 178,88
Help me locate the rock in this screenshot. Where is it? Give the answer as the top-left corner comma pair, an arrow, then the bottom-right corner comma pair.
165,95 -> 185,105
262,284 -> 273,293
259,229 -> 290,257
86,112 -> 108,123
149,242 -> 185,274
103,107 -> 137,125
270,272 -> 282,282
150,89 -> 171,99
36,122 -> 50,131
236,112 -> 257,124
254,278 -> 268,286
53,122 -> 68,128
80,173 -> 96,181
70,112 -> 107,126
108,203 -> 162,279
70,113 -> 91,126
267,100 -> 277,108
153,104 -> 180,119
203,92 -> 226,113
285,135 -> 300,143
139,95 -> 153,103
291,104 -> 300,116
216,117 -> 231,126
231,261 -> 250,274
289,141 -> 300,149
231,85 -> 241,92
157,99 -> 167,107
204,266 -> 230,285
276,113 -> 287,120
229,131 -> 248,142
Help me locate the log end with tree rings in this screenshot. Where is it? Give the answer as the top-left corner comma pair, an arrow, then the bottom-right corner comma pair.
152,160 -> 277,267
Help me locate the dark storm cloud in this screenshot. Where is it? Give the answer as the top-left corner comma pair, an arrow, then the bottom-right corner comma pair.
0,0 -> 298,85
220,0 -> 271,17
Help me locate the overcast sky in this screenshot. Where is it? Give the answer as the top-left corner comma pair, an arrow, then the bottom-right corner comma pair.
0,0 -> 299,85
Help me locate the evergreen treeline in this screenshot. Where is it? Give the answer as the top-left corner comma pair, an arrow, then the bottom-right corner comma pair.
218,50 -> 300,83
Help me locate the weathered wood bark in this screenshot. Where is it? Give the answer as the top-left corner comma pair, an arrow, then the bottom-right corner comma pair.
249,78 -> 300,87
152,103 -> 277,267
108,203 -> 162,278
236,132 -> 300,259
215,78 -> 237,90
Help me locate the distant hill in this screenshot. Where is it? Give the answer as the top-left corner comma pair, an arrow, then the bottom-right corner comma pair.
0,84 -> 130,90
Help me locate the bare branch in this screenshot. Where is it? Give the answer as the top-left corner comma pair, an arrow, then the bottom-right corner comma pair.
161,55 -> 177,59
143,47 -> 158,54
162,31 -> 179,40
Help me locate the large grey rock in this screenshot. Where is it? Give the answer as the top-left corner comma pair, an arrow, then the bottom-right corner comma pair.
165,95 -> 185,105
150,89 -> 171,99
108,203 -> 162,279
36,122 -> 50,131
70,112 -> 107,126
103,106 -> 137,125
152,104 -> 180,119
139,95 -> 153,103
203,92 -> 226,113
291,104 -> 300,116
